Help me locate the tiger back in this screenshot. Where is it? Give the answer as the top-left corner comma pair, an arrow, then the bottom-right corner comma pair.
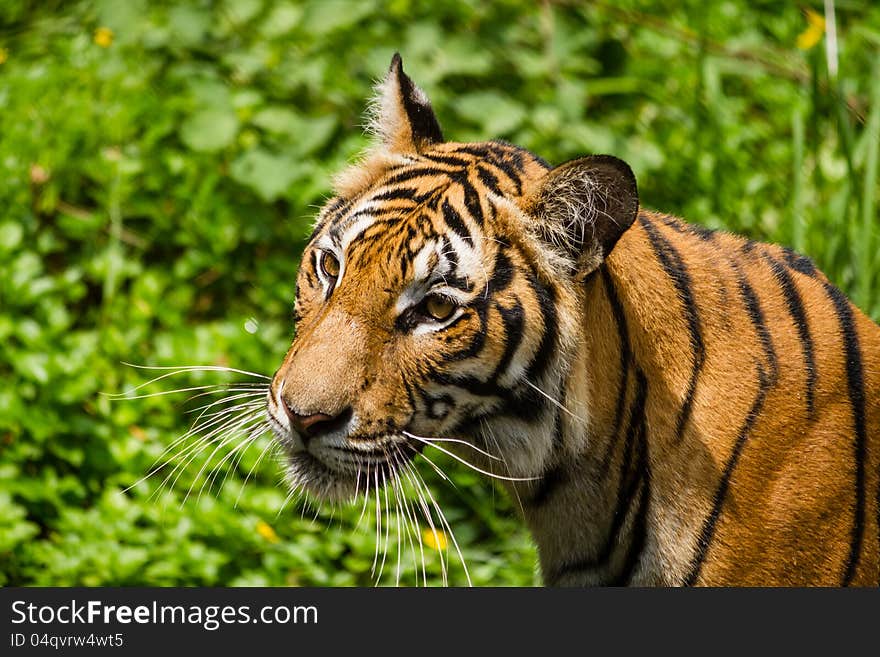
265,54 -> 880,586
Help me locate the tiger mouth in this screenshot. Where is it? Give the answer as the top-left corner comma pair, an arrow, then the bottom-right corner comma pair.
275,430 -> 421,500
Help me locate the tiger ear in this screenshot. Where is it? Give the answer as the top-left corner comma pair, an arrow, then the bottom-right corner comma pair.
527,155 -> 639,275
369,53 -> 443,154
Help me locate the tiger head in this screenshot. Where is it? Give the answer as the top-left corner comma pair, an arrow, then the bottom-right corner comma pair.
267,54 -> 639,501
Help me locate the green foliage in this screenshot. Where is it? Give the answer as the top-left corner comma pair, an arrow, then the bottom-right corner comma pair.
0,0 -> 877,586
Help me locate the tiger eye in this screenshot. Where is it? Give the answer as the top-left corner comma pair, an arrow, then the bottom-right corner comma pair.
425,295 -> 455,321
321,251 -> 340,279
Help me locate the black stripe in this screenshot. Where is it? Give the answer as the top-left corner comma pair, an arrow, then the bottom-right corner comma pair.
764,254 -> 817,417
486,139 -> 550,170
601,268 -> 633,473
601,370 -> 648,565
735,264 -> 778,379
323,196 -> 347,216
438,303 -> 488,362
428,371 -> 500,398
476,165 -> 503,196
460,180 -> 484,226
824,282 -> 866,586
639,215 -> 705,444
528,462 -> 567,507
453,141 -> 531,194
491,300 -> 525,381
441,198 -> 472,242
684,365 -> 771,586
488,140 -> 527,169
524,271 -> 558,383
684,262 -> 778,585
440,235 -> 459,272
476,144 -> 526,195
306,220 -> 325,245
383,166 -> 453,186
339,207 -> 396,227
452,144 -> 502,160
309,198 -> 351,242
401,379 -> 417,414
612,401 -> 651,585
421,152 -> 474,168
782,247 -> 817,277
370,187 -> 422,202
489,249 -> 514,294
659,214 -> 717,241
488,160 -> 523,196
327,196 -> 354,222
545,370 -> 649,585
499,386 -> 548,422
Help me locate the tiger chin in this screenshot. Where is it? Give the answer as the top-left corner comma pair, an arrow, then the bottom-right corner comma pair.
266,53 -> 880,586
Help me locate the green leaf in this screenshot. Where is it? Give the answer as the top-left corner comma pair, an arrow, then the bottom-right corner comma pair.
0,221 -> 23,253
260,3 -> 303,38
168,5 -> 211,47
230,148 -> 301,201
251,107 -> 300,134
455,91 -> 526,136
180,108 -> 239,152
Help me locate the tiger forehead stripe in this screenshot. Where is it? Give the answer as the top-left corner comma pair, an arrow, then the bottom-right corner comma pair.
315,139 -> 542,251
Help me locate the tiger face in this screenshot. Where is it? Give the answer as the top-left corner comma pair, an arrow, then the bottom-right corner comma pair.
267,54 -> 638,502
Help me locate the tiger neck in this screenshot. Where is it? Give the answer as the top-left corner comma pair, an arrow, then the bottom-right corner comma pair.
506,232 -> 693,586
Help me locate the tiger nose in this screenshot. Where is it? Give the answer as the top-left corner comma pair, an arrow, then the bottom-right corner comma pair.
284,405 -> 353,440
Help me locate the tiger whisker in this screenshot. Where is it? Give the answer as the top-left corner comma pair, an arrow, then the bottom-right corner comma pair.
399,462 -> 432,586
387,451 -> 405,587
187,397 -> 265,427
184,390 -> 269,415
178,428 -> 254,506
371,468 -> 381,578
391,444 -> 424,587
410,447 -> 455,487
235,434 -> 278,509
156,403 -> 265,478
202,423 -> 268,501
396,456 -> 427,587
406,460 -> 451,585
170,411 -> 265,503
123,403 -> 263,495
275,485 -> 301,521
399,431 -> 502,462
184,395 -> 266,433
119,362 -> 270,380
378,466 -> 392,584
108,384 -> 261,402
523,379 -> 587,425
402,461 -> 453,586
481,419 -> 525,516
403,431 -> 539,482
413,461 -> 471,587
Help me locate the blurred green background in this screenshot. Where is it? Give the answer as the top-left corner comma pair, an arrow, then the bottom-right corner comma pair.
0,0 -> 878,586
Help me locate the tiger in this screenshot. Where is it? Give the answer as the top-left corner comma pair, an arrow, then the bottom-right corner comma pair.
265,53 -> 880,586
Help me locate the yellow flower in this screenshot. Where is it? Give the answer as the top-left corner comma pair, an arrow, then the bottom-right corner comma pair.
256,520 -> 280,543
422,528 -> 448,551
0,48 -> 8,65
29,164 -> 50,185
94,27 -> 114,48
797,9 -> 825,51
